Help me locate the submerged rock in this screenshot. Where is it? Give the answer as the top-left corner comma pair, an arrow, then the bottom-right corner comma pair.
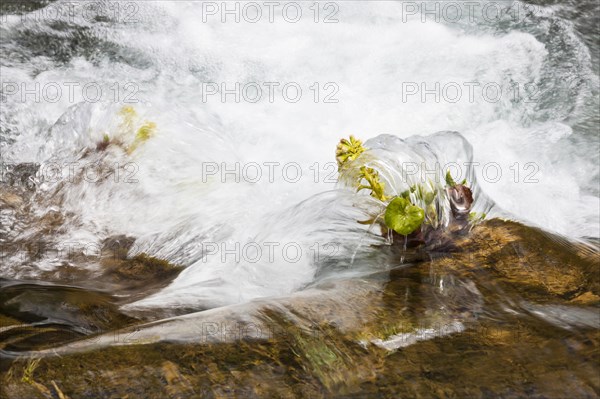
0,190 -> 24,209
0,238 -> 185,355
1,219 -> 598,398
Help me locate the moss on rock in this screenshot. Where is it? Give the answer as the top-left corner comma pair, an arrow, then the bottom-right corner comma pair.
1,219 -> 598,398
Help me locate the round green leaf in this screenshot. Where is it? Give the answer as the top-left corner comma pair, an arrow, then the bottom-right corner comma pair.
384,197 -> 425,236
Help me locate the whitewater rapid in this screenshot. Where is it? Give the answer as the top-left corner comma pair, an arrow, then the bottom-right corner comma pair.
1,0 -> 598,308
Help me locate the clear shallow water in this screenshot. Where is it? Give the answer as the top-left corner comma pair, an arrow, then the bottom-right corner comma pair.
0,1 -> 598,308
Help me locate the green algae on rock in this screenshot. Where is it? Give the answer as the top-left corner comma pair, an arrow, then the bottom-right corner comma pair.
2,219 -> 598,398
103,254 -> 184,284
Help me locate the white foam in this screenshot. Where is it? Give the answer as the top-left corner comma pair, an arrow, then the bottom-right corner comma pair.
2,0 -> 598,306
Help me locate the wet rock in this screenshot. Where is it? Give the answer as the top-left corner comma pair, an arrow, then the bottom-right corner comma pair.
1,219 -> 598,398
0,282 -> 137,352
0,163 -> 39,192
0,190 -> 23,209
101,235 -> 136,260
2,315 -> 598,399
570,291 -> 600,305
101,253 -> 184,292
0,249 -> 185,352
0,313 -> 22,331
449,219 -> 597,298
0,0 -> 51,15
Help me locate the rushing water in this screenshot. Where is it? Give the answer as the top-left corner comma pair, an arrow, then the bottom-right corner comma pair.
0,1 -> 599,396
1,0 -> 598,304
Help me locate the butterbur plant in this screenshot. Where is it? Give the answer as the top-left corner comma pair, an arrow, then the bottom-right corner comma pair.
128,121 -> 157,154
445,170 -> 474,220
335,136 -> 478,239
384,197 -> 425,236
336,135 -> 425,236
96,106 -> 157,154
445,170 -> 466,187
336,135 -> 365,169
358,166 -> 388,202
400,182 -> 440,229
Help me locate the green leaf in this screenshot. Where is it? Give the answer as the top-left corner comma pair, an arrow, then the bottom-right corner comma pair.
468,212 -> 486,222
423,191 -> 436,205
135,121 -> 156,142
384,197 -> 425,236
426,204 -> 437,224
445,170 -> 457,187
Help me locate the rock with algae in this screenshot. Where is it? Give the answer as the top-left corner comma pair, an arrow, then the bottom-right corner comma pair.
0,238 -> 185,354
1,220 -> 598,398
